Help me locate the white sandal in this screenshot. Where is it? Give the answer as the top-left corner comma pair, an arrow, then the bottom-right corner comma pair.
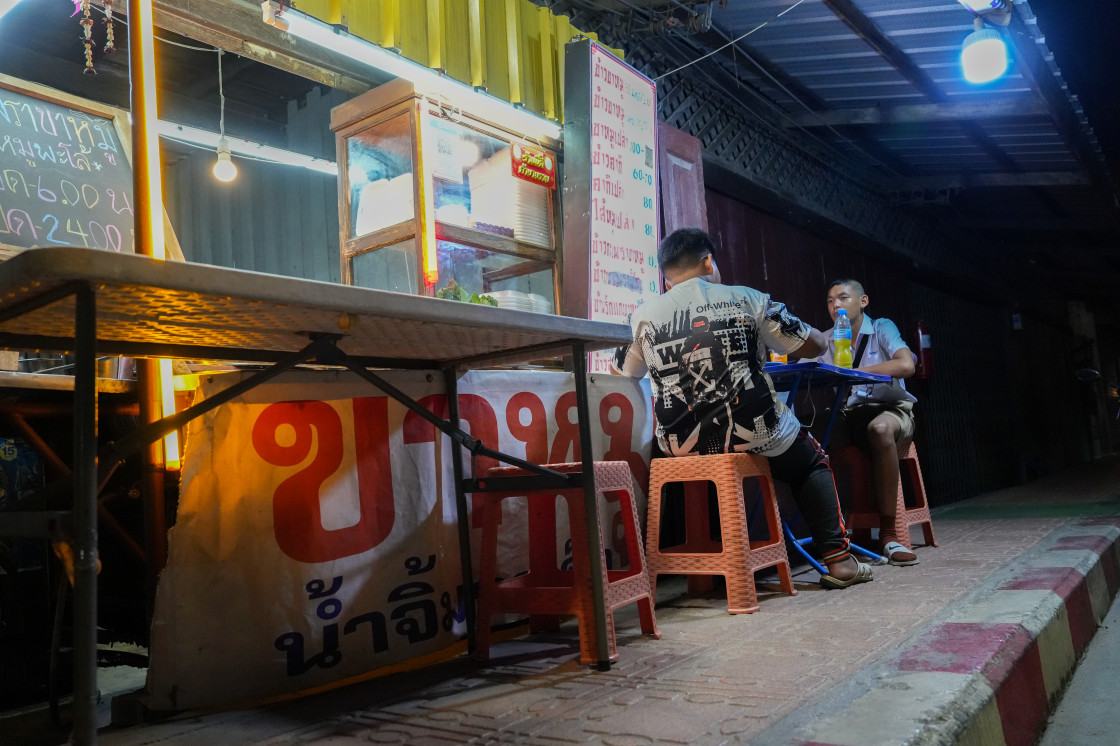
883,541 -> 919,567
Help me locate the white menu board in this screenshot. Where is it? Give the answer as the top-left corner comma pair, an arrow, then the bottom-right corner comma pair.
579,43 -> 660,373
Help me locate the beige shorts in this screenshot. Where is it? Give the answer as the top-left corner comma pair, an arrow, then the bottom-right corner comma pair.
830,401 -> 915,451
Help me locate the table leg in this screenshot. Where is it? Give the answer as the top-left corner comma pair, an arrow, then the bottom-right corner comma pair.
572,344 -> 611,670
820,382 -> 850,450
444,367 -> 476,653
72,284 -> 98,745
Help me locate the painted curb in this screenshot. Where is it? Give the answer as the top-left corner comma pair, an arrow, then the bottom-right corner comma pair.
786,516 -> 1120,746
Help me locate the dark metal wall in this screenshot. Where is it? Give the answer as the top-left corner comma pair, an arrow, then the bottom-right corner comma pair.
706,186 -> 1094,506
163,87 -> 348,283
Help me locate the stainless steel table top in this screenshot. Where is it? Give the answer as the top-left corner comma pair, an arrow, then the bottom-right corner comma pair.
0,248 -> 631,367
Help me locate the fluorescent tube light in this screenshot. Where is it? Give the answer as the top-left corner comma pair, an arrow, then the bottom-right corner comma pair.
261,1 -> 562,142
156,120 -> 338,175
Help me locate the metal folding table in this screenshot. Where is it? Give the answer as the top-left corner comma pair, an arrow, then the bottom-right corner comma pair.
0,247 -> 631,744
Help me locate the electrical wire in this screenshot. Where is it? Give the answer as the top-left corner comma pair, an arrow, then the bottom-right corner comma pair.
653,0 -> 807,81
110,12 -> 221,53
217,49 -> 226,142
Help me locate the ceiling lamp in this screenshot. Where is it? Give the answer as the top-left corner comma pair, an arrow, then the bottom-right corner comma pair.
956,0 -> 1008,12
957,0 -> 1011,85
0,0 -> 21,23
961,18 -> 1007,84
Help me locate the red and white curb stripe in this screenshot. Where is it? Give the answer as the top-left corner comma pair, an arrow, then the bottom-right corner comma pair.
797,517 -> 1120,746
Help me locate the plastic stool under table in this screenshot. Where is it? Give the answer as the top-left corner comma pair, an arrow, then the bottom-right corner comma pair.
833,442 -> 938,551
645,453 -> 797,614
473,461 -> 660,664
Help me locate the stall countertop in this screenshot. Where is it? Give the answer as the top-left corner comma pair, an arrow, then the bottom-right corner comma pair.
0,248 -> 632,369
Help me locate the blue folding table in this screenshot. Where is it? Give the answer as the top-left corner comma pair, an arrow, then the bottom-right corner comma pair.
763,361 -> 892,574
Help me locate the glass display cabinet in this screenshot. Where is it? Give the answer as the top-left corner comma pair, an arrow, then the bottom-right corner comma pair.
331,79 -> 560,314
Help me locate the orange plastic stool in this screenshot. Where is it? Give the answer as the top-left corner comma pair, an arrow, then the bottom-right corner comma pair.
473,461 -> 660,664
645,453 -> 797,614
833,442 -> 937,550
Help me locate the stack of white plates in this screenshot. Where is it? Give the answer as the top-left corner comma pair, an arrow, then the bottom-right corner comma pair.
527,293 -> 554,315
467,149 -> 552,246
512,192 -> 550,247
488,290 -> 532,312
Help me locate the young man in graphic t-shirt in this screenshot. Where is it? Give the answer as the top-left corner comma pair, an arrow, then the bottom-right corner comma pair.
819,279 -> 919,566
612,228 -> 872,589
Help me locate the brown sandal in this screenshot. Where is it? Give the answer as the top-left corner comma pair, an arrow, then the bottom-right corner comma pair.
819,561 -> 874,589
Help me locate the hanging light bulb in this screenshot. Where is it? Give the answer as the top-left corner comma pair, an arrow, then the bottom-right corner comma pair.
961,18 -> 1008,84
212,48 -> 238,182
213,137 -> 238,181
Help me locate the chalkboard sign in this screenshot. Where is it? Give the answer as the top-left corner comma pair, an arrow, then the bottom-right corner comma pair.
0,74 -> 182,260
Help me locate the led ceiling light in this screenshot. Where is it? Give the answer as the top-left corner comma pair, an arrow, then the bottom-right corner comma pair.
956,0 -> 1008,12
261,1 -> 561,142
0,0 -> 23,22
212,49 -> 238,183
961,16 -> 1008,84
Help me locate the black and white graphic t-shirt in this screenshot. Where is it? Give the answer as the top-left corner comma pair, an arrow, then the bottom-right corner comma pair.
612,278 -> 810,457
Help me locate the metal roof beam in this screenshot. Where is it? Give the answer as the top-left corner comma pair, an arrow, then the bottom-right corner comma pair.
818,0 -> 947,104
785,99 -> 1050,128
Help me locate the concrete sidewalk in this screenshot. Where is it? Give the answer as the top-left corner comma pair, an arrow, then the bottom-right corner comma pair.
33,457 -> 1120,745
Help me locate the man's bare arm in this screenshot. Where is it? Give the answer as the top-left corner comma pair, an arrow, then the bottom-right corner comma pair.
859,347 -> 916,378
790,327 -> 827,359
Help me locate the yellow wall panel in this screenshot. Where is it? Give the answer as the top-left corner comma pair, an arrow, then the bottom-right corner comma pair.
537,7 -> 556,121
309,0 -> 621,124
481,0 -> 510,102
517,3 -> 542,115
297,0 -> 334,23
441,0 -> 472,84
399,1 -> 429,68
340,0 -> 397,50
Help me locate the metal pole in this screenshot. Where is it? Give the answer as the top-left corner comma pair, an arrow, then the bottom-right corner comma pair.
128,0 -> 169,601
71,285 -> 98,744
444,367 -> 476,651
571,343 -> 611,670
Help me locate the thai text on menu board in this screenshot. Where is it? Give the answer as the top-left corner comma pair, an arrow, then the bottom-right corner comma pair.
587,44 -> 658,374
0,86 -> 135,253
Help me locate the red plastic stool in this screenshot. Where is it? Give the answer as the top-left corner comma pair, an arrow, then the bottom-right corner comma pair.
473,461 -> 660,664
645,453 -> 797,614
833,442 -> 937,550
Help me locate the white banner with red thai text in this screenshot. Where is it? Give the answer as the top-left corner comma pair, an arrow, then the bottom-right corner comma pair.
146,369 -> 653,710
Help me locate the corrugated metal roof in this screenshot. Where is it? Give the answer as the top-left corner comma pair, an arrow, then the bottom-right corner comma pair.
601,0 -> 1118,297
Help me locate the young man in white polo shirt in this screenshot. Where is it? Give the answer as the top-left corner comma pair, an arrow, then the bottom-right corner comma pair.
612,228 -> 872,589
820,279 -> 919,566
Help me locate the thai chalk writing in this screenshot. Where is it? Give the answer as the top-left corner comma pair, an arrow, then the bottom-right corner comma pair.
0,85 -> 134,252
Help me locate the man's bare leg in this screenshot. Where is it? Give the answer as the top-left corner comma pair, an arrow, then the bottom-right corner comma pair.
866,413 -> 917,563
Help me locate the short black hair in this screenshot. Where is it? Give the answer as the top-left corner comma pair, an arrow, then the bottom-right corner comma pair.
828,278 -> 865,296
658,228 -> 716,272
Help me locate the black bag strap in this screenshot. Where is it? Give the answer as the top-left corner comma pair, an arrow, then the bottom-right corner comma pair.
853,333 -> 871,368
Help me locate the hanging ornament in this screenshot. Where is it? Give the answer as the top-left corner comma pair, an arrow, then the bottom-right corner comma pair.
80,0 -> 96,75
103,0 -> 116,55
